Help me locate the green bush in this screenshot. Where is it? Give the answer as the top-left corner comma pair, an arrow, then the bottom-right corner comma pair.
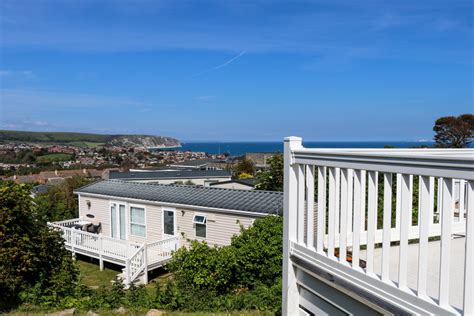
159,215 -> 283,312
0,182 -> 79,311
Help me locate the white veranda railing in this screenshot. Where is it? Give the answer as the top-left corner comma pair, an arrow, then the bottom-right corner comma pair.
282,137 -> 473,315
49,219 -> 179,285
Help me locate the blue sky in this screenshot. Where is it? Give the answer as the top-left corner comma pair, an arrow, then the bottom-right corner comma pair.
0,0 -> 472,141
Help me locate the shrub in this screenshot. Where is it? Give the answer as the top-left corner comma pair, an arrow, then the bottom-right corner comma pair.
0,182 -> 79,311
162,215 -> 283,312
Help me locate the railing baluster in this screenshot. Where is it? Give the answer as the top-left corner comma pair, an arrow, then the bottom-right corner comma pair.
361,170 -> 366,233
464,181 -> 473,315
381,173 -> 392,282
297,164 -> 305,244
459,180 -> 466,222
328,167 -> 338,258
306,165 -> 315,250
417,175 -> 431,298
317,166 -> 326,253
340,169 -> 349,263
335,168 -> 341,240
396,173 -> 402,229
429,177 -> 435,224
347,169 -> 354,242
352,170 -> 363,270
366,171 -> 378,275
439,178 -> 454,307
398,174 -> 411,290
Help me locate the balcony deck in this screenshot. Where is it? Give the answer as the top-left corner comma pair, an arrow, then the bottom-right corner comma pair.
282,137 -> 473,315
49,218 -> 179,286
360,235 -> 466,312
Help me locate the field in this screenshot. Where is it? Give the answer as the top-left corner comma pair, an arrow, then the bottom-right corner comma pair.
36,153 -> 73,163
0,130 -> 179,148
66,141 -> 105,148
0,130 -> 112,144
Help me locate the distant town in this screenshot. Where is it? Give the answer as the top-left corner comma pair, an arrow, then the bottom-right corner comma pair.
0,141 -> 232,182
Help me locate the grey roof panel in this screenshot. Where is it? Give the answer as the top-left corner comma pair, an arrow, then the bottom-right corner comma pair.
109,169 -> 231,180
168,159 -> 222,167
75,180 -> 283,215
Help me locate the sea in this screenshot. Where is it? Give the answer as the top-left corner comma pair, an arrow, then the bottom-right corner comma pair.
158,141 -> 439,157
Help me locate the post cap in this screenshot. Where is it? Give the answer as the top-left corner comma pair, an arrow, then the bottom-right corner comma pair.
284,136 -> 302,142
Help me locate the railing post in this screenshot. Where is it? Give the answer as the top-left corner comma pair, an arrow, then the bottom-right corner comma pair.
71,229 -> 76,259
463,181 -> 473,315
282,136 -> 302,315
143,244 -> 148,284
126,259 -> 131,286
99,235 -> 104,271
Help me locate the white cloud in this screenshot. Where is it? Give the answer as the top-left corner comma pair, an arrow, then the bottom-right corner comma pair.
194,95 -> 216,101
0,70 -> 33,77
0,88 -> 149,110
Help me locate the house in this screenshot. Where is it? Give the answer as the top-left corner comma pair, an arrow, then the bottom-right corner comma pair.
30,184 -> 50,197
106,169 -> 232,186
208,178 -> 256,190
245,152 -> 277,170
282,137 -> 473,315
50,180 -> 282,285
167,159 -> 225,170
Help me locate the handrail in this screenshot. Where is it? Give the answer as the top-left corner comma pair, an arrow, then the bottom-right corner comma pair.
146,235 -> 179,247
50,219 -> 178,286
283,137 -> 473,315
292,147 -> 474,180
128,244 -> 146,284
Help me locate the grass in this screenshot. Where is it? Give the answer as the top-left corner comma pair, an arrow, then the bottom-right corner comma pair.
67,141 -> 105,148
36,153 -> 73,163
77,257 -> 120,288
76,256 -> 171,289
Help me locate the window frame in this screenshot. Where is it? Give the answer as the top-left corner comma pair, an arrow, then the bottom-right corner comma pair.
109,200 -> 128,240
129,204 -> 147,238
162,208 -> 177,237
193,213 -> 207,239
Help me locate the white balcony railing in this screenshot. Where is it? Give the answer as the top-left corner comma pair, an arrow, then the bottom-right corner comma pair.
282,137 -> 473,315
49,219 -> 179,285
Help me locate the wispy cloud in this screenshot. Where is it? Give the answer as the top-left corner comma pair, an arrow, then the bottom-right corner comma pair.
194,95 -> 216,101
0,1 -> 471,65
213,50 -> 247,70
0,70 -> 33,77
193,50 -> 247,77
0,88 -> 149,110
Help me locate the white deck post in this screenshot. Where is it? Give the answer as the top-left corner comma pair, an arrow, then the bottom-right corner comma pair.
143,244 -> 149,284
282,136 -> 302,315
99,235 -> 104,271
71,229 -> 76,259
126,259 -> 131,286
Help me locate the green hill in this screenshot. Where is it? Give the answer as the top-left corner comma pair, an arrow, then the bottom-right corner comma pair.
0,130 -> 180,148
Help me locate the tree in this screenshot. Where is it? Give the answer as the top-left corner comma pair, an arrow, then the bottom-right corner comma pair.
255,154 -> 283,191
35,175 -> 93,221
433,114 -> 474,148
0,182 -> 79,310
233,158 -> 255,177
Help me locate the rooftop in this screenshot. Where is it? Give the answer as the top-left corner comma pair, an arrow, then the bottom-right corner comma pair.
168,159 -> 223,167
75,180 -> 283,215
108,169 -> 231,180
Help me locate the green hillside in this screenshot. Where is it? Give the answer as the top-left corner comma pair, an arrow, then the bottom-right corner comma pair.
0,130 -> 180,148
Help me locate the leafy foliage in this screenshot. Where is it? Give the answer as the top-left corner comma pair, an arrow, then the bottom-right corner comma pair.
34,176 -> 93,221
234,158 -> 256,178
159,215 -> 283,312
0,181 -> 79,311
255,154 -> 283,191
433,114 -> 474,148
